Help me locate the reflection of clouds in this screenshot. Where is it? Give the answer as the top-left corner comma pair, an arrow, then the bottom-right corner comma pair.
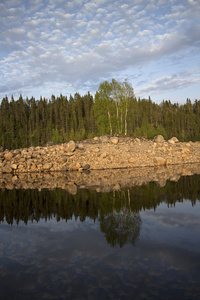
145,210 -> 200,228
1,207 -> 200,299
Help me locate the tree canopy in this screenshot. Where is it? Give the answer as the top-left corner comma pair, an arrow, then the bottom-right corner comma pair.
0,79 -> 200,150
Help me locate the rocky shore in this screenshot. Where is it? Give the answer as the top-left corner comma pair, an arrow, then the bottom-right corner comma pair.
1,135 -> 200,174
0,135 -> 200,192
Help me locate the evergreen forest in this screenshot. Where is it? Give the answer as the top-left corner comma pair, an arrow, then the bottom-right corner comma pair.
0,78 -> 200,150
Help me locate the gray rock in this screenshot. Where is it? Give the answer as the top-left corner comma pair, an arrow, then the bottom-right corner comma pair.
82,164 -> 90,170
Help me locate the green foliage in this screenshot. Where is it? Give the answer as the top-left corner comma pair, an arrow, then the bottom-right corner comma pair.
0,83 -> 200,150
94,79 -> 134,136
52,128 -> 63,144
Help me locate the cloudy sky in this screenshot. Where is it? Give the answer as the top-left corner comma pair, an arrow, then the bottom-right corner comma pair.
0,0 -> 200,104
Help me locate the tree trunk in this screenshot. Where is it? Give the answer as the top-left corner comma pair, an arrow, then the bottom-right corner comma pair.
108,111 -> 112,136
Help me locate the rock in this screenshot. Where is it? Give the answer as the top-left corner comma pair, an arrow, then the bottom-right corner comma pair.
168,137 -> 179,144
92,148 -> 100,153
100,135 -> 109,143
128,157 -> 135,163
168,139 -> 175,145
100,152 -> 107,158
30,164 -> 37,171
154,135 -> 165,143
64,140 -> 76,153
181,147 -> 190,154
11,164 -> 18,170
77,143 -> 84,150
57,157 -> 67,164
113,183 -> 121,190
2,165 -> 13,173
76,162 -> 82,169
43,163 -> 52,170
82,164 -> 90,170
93,137 -> 99,141
66,183 -> 77,195
4,152 -> 13,160
45,141 -> 55,147
110,137 -> 119,145
153,157 -> 166,165
172,137 -> 179,143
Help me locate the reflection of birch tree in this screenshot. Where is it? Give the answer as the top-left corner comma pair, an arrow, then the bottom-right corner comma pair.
99,190 -> 142,248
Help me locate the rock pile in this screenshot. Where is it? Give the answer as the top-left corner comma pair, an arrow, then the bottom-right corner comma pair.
0,135 -> 200,174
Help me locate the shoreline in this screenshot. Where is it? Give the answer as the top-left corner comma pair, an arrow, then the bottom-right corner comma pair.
1,163 -> 200,192
1,135 -> 200,192
1,135 -> 200,174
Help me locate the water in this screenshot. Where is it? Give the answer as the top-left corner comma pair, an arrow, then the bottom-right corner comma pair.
0,176 -> 200,299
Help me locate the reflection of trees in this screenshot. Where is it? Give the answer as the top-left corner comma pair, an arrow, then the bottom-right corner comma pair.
98,190 -> 142,247
0,174 -> 199,230
100,207 -> 142,248
99,190 -> 142,247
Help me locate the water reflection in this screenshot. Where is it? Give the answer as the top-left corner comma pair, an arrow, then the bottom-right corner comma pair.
1,175 -> 200,248
0,174 -> 200,225
0,175 -> 200,299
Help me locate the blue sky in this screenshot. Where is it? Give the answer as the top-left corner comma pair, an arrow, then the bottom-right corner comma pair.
0,0 -> 200,104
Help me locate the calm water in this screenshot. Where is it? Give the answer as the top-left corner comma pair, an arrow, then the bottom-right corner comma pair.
0,175 -> 200,299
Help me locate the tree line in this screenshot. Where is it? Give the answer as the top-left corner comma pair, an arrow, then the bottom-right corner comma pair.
0,78 -> 200,150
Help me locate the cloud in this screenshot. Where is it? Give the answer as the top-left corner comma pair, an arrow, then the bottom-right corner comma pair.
137,70 -> 200,97
0,0 -> 200,100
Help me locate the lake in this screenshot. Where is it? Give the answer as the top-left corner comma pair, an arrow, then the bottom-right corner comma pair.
0,174 -> 200,299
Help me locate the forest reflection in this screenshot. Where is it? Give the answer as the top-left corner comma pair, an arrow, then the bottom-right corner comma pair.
0,174 -> 200,247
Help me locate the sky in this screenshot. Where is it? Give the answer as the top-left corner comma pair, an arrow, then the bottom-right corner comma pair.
0,0 -> 200,104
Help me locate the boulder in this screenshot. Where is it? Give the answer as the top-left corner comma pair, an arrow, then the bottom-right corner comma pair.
4,152 -> 13,160
154,135 -> 165,143
100,135 -> 109,143
110,137 -> 119,145
82,164 -> 90,170
11,164 -> 18,170
66,183 -> 77,195
2,165 -> 13,173
77,143 -> 84,150
43,163 -> 53,170
168,137 -> 179,144
153,157 -> 166,165
64,140 -> 76,153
